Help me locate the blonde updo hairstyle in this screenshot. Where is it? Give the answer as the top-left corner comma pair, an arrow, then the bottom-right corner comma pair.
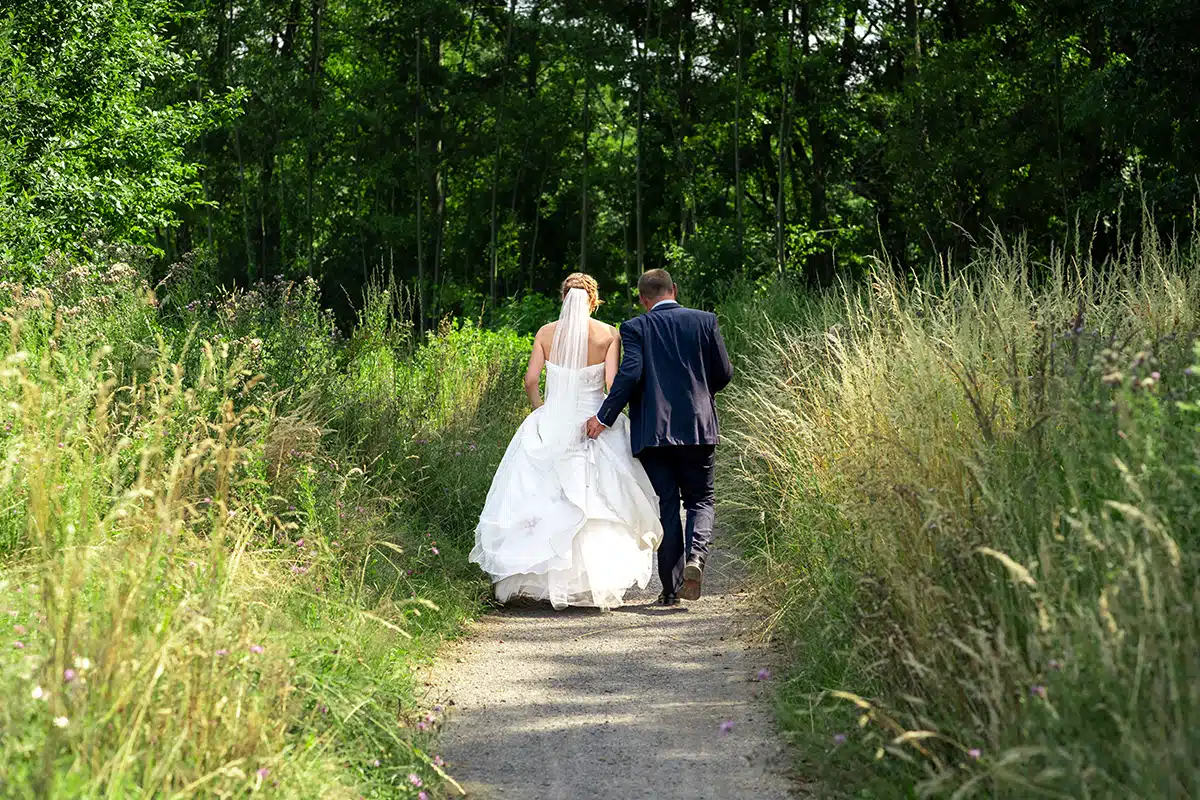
561,272 -> 603,314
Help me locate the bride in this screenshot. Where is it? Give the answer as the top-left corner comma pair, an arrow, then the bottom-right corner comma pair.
470,273 -> 663,610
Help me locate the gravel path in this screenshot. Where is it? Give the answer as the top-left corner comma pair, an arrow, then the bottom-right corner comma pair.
423,545 -> 800,800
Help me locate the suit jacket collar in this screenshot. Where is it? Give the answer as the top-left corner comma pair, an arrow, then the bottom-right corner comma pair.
649,299 -> 681,312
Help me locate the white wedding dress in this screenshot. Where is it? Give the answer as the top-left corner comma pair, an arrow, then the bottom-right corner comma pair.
470,290 -> 663,610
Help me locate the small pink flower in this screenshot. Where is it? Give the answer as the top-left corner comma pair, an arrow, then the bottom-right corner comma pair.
418,721 -> 427,731
295,539 -> 305,548
215,649 -> 229,657
1030,684 -> 1047,699
13,641 -> 24,649
419,793 -> 429,800
63,669 -> 76,683
257,767 -> 270,778
249,644 -> 264,654
833,733 -> 847,745
373,759 -> 381,767
967,748 -> 982,760
431,547 -> 440,556
755,668 -> 771,681
408,773 -> 422,787
433,755 -> 445,768
718,720 -> 734,736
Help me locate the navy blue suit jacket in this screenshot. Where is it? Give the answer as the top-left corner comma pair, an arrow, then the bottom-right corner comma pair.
597,302 -> 734,455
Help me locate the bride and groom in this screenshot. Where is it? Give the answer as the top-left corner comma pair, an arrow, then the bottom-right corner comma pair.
470,269 -> 734,608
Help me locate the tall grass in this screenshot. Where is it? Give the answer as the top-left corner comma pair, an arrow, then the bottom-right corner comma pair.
0,253 -> 529,798
721,226 -> 1200,797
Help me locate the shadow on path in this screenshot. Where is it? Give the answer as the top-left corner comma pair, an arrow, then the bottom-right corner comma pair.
424,547 -> 801,800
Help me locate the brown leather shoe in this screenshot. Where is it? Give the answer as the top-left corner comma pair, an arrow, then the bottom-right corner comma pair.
679,561 -> 703,601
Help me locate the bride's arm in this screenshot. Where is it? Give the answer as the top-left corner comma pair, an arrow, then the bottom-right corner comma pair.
524,327 -> 549,410
604,331 -> 621,392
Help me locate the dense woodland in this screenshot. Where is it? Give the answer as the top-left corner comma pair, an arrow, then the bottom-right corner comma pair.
3,0 -> 1199,320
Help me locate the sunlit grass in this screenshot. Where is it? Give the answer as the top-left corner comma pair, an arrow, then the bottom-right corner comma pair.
0,259 -> 530,798
721,224 -> 1200,797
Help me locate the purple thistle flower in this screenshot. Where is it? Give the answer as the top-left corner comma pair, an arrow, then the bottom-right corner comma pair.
1030,684 -> 1047,699
433,705 -> 443,714
833,733 -> 847,745
718,720 -> 735,736
967,748 -> 982,760
756,668 -> 771,681
63,669 -> 76,683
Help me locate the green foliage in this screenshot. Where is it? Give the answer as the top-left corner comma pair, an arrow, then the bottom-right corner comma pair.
720,225 -> 1200,796
0,0 -> 234,272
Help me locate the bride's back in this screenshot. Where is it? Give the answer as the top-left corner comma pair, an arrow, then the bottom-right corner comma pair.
537,318 -> 616,368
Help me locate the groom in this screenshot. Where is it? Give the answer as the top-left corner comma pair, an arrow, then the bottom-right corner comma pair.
586,269 -> 734,606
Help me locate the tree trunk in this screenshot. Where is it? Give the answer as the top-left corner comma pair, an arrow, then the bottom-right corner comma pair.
489,0 -> 519,309
306,0 -> 324,278
635,0 -> 651,274
414,25 -> 426,335
776,2 -> 795,272
580,51 -> 591,273
734,0 -> 744,262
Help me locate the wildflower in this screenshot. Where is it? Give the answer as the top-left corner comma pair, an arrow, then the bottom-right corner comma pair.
1030,684 -> 1047,699
57,443 -> 64,449
13,641 -> 24,649
250,644 -> 264,654
718,721 -> 735,736
320,705 -> 328,714
468,443 -> 477,451
373,759 -> 381,767
755,668 -> 771,681
295,539 -> 305,548
215,649 -> 229,657
408,774 -> 422,787
63,669 -> 76,683
419,793 -> 429,800
187,561 -> 198,570
431,547 -> 440,556
967,748 -> 981,760
1151,371 -> 1161,380
433,755 -> 445,767
74,657 -> 90,670
833,733 -> 847,745
53,716 -> 69,728
31,686 -> 44,700
257,767 -> 270,778
418,721 -> 427,731
433,705 -> 444,714
202,497 -> 212,505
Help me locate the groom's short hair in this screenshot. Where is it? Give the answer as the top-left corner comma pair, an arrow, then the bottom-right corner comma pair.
638,269 -> 674,300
